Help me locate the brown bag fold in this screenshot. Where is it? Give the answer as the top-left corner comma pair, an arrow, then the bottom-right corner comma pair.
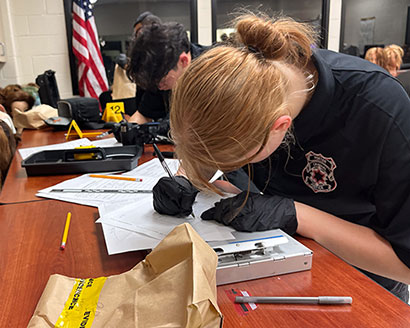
28,223 -> 223,328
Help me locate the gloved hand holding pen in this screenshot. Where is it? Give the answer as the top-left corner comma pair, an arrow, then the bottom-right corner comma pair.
152,144 -> 198,217
153,176 -> 198,217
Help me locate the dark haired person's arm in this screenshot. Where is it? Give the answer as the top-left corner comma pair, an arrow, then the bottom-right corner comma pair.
128,110 -> 151,124
129,89 -> 169,123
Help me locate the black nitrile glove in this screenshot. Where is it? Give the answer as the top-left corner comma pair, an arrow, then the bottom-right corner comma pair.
153,176 -> 199,217
201,191 -> 297,234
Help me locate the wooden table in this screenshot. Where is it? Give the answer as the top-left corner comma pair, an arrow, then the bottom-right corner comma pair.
1,129 -> 410,327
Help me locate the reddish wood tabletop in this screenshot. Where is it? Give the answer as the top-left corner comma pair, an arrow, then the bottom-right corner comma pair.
1,129 -> 409,327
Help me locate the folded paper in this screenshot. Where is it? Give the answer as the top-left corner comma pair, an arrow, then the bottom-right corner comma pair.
12,104 -> 57,129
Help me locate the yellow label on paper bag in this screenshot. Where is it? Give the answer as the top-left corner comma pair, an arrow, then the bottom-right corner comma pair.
55,277 -> 107,328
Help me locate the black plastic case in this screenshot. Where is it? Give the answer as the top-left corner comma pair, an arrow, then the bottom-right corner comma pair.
21,145 -> 143,176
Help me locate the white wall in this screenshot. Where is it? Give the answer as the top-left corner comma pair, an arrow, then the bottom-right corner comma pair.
343,0 -> 410,54
328,0 -> 342,51
215,0 -> 322,27
0,0 -> 72,98
198,0 -> 212,45
94,1 -> 191,39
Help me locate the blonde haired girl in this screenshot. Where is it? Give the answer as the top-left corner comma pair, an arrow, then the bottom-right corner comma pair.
364,46 -> 387,68
165,13 -> 410,302
384,44 -> 404,77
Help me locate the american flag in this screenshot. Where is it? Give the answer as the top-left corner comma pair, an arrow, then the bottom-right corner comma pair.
72,0 -> 108,98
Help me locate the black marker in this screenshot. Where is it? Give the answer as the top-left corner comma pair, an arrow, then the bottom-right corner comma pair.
152,151 -> 174,159
153,143 -> 175,181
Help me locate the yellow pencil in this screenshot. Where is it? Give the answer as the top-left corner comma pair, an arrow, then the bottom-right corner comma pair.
60,212 -> 72,250
89,174 -> 143,182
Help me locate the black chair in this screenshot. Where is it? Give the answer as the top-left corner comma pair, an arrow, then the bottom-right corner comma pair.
35,70 -> 60,108
397,70 -> 410,96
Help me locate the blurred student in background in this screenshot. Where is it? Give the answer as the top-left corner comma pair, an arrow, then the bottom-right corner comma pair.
364,44 -> 404,78
364,47 -> 386,68
111,12 -> 162,104
126,20 -> 207,123
384,44 -> 404,77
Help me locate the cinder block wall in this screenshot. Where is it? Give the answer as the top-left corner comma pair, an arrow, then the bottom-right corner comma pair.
0,0 -> 73,98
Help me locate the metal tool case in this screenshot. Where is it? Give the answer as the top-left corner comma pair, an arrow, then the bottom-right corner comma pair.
209,230 -> 313,285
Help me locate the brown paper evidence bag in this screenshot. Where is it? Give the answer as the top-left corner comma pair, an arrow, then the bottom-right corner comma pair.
28,223 -> 223,328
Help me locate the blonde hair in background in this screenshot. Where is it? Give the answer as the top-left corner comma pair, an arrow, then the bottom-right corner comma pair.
384,44 -> 404,76
170,12 -> 317,192
364,47 -> 387,68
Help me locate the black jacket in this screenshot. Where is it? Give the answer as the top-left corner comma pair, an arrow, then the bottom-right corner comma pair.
251,49 -> 410,300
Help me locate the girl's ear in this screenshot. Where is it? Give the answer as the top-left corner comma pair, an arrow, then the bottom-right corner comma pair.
271,115 -> 292,133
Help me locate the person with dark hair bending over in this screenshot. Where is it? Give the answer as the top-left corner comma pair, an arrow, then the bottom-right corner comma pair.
110,12 -> 162,113
126,21 -> 207,123
154,13 -> 410,302
132,11 -> 159,36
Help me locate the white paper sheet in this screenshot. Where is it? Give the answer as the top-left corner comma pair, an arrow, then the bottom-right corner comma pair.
19,137 -> 122,161
37,173 -> 159,204
123,158 -> 180,177
19,138 -> 92,160
90,137 -> 122,148
36,157 -> 233,254
100,224 -> 161,255
96,191 -> 235,243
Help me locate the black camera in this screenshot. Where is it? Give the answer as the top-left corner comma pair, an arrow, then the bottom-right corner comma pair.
112,119 -> 171,147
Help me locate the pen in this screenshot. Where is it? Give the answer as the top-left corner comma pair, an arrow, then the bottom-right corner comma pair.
152,143 -> 175,181
152,151 -> 174,159
60,212 -> 72,250
96,130 -> 113,139
235,296 -> 352,305
89,174 -> 143,182
51,188 -> 152,193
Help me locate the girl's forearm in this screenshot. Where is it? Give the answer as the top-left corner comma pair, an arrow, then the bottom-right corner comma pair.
295,202 -> 410,285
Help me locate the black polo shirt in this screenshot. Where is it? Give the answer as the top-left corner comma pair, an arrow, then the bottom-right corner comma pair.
251,49 -> 410,300
135,43 -> 207,120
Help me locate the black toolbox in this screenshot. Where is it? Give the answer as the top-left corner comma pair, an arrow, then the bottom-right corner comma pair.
21,145 -> 143,176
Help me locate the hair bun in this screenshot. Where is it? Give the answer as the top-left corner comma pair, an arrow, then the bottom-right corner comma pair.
236,14 -> 315,66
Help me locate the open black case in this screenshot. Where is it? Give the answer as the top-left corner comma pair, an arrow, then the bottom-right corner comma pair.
21,145 -> 143,176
